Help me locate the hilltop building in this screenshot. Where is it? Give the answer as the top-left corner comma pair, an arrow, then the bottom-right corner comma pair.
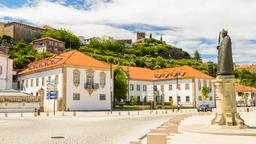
122,66 -> 215,108
32,37 -> 65,54
136,32 -> 146,43
18,50 -> 113,111
0,21 -> 45,42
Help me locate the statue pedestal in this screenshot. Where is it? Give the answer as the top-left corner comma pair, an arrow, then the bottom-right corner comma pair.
211,75 -> 245,127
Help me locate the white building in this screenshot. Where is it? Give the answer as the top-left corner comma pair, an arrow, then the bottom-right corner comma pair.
0,48 -> 13,90
236,84 -> 256,106
18,50 -> 112,111
122,66 -> 215,108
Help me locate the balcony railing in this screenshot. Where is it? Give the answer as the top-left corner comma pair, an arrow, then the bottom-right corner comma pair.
84,83 -> 99,89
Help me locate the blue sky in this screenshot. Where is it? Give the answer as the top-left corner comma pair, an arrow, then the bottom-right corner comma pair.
0,0 -> 256,64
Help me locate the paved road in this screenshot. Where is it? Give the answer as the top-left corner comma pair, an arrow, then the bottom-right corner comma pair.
0,114 -> 174,144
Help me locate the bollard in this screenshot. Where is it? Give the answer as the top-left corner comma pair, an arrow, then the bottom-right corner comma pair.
147,133 -> 167,144
129,140 -> 142,144
150,128 -> 169,135
73,112 -> 76,116
21,112 -> 23,117
165,110 -> 167,114
62,111 -> 65,116
138,111 -> 139,115
128,111 -> 130,115
46,112 -> 49,117
156,111 -> 158,115
5,113 -> 8,117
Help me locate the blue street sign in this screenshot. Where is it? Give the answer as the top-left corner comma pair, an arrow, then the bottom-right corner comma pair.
47,91 -> 58,99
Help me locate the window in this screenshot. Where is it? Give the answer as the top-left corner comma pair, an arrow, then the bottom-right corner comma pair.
153,85 -> 157,91
177,96 -> 181,102
99,94 -> 106,101
169,85 -> 173,91
185,84 -> 190,90
137,85 -> 140,91
73,93 -> 80,100
130,84 -> 134,91
17,81 -> 20,89
203,80 -> 207,87
21,80 -> 24,89
186,96 -> 190,102
30,79 -> 34,87
209,96 -> 213,101
177,84 -> 180,90
143,85 -> 147,91
169,96 -> 173,102
198,80 -> 201,90
42,77 -> 45,86
0,66 -> 2,75
36,78 -> 39,87
73,69 -> 80,87
86,70 -> 94,85
137,96 -> 141,103
26,80 -> 28,88
100,72 -> 106,88
161,85 -> 164,91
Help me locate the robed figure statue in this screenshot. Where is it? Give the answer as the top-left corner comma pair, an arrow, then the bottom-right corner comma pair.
217,29 -> 234,75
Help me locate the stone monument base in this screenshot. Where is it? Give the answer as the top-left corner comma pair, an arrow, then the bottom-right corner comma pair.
211,75 -> 245,127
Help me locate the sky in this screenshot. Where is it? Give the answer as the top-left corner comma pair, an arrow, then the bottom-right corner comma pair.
0,0 -> 256,64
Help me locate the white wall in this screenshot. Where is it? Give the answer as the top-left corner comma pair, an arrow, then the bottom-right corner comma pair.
66,67 -> 112,111
0,54 -> 13,90
236,91 -> 254,106
195,78 -> 215,108
154,79 -> 193,106
18,68 -> 63,111
128,80 -> 154,102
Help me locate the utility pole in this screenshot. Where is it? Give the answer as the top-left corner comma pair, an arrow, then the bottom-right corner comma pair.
110,63 -> 113,113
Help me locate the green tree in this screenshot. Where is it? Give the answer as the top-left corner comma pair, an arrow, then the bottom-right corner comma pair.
194,50 -> 202,62
130,96 -> 137,105
114,66 -> 128,102
8,41 -> 37,69
201,86 -> 210,103
41,29 -> 81,49
241,93 -> 249,106
35,52 -> 53,61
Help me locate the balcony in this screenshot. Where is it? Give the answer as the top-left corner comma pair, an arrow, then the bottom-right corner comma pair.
84,83 -> 99,89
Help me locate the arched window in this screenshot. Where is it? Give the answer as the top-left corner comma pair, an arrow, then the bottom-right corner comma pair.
73,69 -> 80,87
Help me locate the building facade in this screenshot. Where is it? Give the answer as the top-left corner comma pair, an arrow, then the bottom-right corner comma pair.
122,66 -> 215,108
32,37 -> 65,54
0,48 -> 13,90
0,22 -> 45,42
18,50 -> 112,111
236,84 -> 256,106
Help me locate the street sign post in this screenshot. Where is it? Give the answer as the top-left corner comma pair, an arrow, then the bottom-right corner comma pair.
46,78 -> 58,115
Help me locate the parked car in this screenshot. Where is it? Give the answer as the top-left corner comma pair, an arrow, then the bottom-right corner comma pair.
197,104 -> 212,112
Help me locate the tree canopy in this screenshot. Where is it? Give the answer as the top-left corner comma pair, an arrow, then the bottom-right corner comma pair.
40,28 -> 81,49
194,50 -> 202,62
114,66 -> 128,102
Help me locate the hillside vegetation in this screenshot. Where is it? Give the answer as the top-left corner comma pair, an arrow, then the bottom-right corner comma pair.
79,38 -> 213,74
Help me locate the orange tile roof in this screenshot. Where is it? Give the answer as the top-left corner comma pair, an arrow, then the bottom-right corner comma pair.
33,37 -> 65,43
119,65 -> 213,81
236,84 -> 256,93
121,66 -> 154,81
19,50 -> 109,75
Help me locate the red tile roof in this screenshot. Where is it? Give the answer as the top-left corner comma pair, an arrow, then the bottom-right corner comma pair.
120,65 -> 213,81
236,84 -> 256,93
19,50 -> 109,75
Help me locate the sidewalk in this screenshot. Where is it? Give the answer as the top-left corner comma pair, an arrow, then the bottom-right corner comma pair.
168,112 -> 256,144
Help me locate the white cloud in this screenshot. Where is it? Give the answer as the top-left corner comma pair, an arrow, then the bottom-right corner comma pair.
0,0 -> 256,64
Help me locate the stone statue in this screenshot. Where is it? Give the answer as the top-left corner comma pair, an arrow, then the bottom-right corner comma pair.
212,29 -> 245,127
217,29 -> 234,75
